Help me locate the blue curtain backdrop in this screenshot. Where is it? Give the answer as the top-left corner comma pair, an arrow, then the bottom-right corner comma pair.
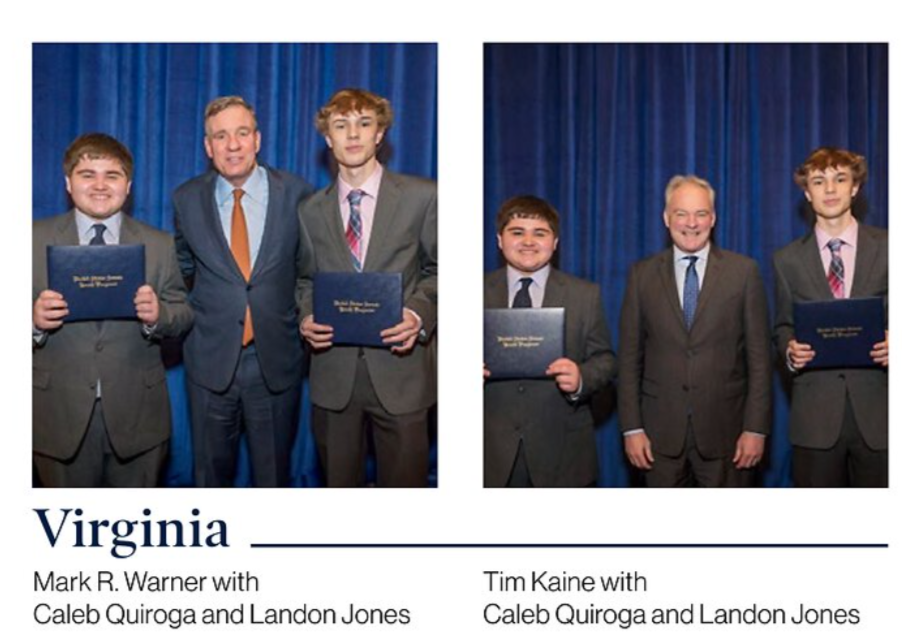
33,43 -> 438,487
484,43 -> 888,487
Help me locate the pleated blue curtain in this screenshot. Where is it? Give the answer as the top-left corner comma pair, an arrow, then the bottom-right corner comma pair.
33,43 -> 438,486
484,43 -> 888,487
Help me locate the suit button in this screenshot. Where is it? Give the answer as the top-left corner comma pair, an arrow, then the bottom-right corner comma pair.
682,384 -> 689,392
95,342 -> 103,352
838,373 -> 846,380
517,385 -> 525,393
246,284 -> 252,291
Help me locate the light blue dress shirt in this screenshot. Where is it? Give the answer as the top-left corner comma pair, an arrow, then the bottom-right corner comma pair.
214,165 -> 269,268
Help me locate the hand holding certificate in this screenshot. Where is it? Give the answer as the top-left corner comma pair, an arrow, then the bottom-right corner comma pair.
312,272 -> 403,348
46,244 -> 145,321
484,308 -> 565,379
793,297 -> 885,369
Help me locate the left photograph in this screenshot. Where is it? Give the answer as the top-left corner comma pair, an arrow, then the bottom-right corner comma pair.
32,43 -> 438,488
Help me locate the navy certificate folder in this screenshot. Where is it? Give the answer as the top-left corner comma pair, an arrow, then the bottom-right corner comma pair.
47,244 -> 145,322
314,272 -> 403,347
793,296 -> 884,369
484,308 -> 565,379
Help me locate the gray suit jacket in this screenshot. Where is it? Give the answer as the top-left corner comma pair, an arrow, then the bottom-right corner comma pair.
174,168 -> 314,393
619,247 -> 772,459
33,212 -> 192,460
297,170 -> 437,415
483,268 -> 617,487
773,223 -> 888,450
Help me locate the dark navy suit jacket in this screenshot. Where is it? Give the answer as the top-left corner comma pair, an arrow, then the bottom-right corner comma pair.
174,167 -> 314,393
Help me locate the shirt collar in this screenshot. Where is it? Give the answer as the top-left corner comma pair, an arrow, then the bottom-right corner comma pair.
338,162 -> 384,203
75,209 -> 122,244
673,241 -> 711,265
815,216 -> 858,252
215,164 -> 266,207
506,263 -> 551,291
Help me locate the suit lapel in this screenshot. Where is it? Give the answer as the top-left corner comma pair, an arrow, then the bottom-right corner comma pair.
119,214 -> 139,245
322,181 -> 356,271
364,171 -> 401,272
692,246 -> 723,329
484,269 -> 508,309
850,225 -> 878,298
198,173 -> 244,281
656,250 -> 685,330
251,169 -> 280,281
542,269 -> 566,309
55,211 -> 80,246
800,232 -> 834,299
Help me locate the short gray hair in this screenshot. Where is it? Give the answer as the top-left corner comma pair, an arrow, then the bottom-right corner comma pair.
664,174 -> 716,210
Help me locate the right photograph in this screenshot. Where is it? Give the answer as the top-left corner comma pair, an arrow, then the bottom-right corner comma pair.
483,43 -> 888,488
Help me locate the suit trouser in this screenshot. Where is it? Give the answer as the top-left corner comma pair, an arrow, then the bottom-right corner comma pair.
793,394 -> 888,488
506,439 -> 533,487
313,353 -> 429,488
189,345 -> 300,487
645,422 -> 755,488
33,399 -> 166,488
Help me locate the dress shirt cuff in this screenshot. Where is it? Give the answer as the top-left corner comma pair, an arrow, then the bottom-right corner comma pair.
623,429 -> 644,437
407,308 -> 427,342
785,348 -> 799,373
566,377 -> 584,403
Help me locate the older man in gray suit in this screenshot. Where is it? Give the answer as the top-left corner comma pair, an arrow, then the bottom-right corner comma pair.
298,88 -> 437,488
174,96 -> 314,487
774,147 -> 888,487
33,133 -> 192,487
619,175 -> 771,487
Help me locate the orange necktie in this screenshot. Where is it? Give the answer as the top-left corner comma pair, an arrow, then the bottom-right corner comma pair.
231,189 -> 254,346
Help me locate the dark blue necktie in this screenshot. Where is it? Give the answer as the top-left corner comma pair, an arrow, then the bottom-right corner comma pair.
512,277 -> 533,308
89,223 -> 107,245
683,255 -> 699,327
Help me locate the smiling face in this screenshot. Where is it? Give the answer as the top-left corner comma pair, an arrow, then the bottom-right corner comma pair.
204,105 -> 261,187
324,108 -> 384,174
663,182 -> 716,254
497,216 -> 559,274
65,156 -> 132,220
803,166 -> 859,225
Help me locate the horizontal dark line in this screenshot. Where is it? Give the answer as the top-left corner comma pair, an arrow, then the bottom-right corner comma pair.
250,543 -> 887,549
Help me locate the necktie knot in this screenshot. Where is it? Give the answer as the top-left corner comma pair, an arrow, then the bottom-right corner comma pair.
512,277 -> 533,308
89,223 -> 107,246
684,255 -> 699,267
827,238 -> 843,255
233,188 -> 245,203
348,189 -> 365,206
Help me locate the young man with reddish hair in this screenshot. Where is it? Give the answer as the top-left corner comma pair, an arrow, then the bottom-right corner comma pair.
298,88 -> 437,487
773,147 -> 888,487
